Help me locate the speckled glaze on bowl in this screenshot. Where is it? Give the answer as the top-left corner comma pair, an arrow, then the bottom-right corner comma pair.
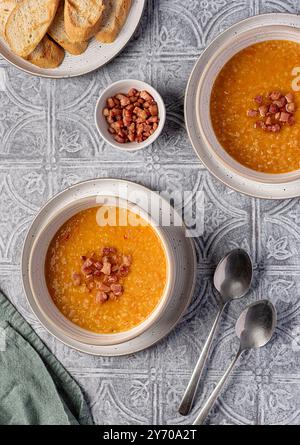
185,13 -> 300,199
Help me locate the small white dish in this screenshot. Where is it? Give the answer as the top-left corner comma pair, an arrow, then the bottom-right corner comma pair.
0,0 -> 145,78
185,13 -> 300,199
95,79 -> 166,151
22,179 -> 196,356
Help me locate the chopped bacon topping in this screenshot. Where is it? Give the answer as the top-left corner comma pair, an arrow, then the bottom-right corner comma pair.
72,246 -> 132,304
110,284 -> 123,296
247,91 -> 296,132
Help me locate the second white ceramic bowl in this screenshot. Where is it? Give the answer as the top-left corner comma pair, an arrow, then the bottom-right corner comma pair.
95,79 -> 166,151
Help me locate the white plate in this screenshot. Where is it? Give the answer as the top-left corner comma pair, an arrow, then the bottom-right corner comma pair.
185,13 -> 300,199
0,0 -> 145,78
22,179 -> 197,356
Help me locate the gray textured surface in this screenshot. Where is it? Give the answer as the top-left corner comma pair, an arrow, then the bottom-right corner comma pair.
1,0 -> 300,425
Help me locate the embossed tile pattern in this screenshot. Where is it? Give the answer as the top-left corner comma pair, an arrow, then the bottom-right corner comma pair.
1,0 -> 300,425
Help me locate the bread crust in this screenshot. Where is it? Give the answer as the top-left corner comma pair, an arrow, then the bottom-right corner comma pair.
64,0 -> 105,42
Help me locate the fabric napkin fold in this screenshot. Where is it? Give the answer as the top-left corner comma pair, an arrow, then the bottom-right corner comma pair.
0,290 -> 93,425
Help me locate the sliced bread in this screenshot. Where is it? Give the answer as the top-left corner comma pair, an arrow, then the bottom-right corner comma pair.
5,0 -> 60,57
96,0 -> 131,44
26,35 -> 65,68
64,0 -> 105,42
48,1 -> 88,55
0,0 -> 21,37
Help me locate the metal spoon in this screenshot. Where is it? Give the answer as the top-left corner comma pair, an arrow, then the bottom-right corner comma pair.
193,299 -> 277,425
179,249 -> 253,416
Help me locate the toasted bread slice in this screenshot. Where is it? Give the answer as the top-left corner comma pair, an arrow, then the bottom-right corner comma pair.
64,0 -> 105,42
48,1 -> 88,55
96,0 -> 131,44
5,0 -> 60,57
0,0 -> 21,37
26,35 -> 65,68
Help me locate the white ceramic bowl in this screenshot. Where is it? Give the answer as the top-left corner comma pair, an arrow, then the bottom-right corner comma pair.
95,79 -> 166,151
25,194 -> 175,346
185,13 -> 300,198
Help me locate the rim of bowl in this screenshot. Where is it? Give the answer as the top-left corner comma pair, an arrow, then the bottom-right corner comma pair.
94,78 -> 166,152
27,195 -> 174,346
195,16 -> 300,184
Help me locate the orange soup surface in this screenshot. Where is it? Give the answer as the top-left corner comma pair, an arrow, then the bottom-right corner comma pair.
45,206 -> 167,334
210,40 -> 300,173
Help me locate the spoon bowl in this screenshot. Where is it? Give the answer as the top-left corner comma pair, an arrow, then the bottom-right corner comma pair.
236,299 -> 277,349
214,248 -> 253,303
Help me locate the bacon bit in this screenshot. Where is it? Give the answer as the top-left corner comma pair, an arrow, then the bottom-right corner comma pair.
119,264 -> 129,277
107,97 -> 115,109
248,91 -> 296,132
107,274 -> 118,284
97,283 -> 110,292
108,292 -> 118,301
95,291 -> 108,303
247,109 -> 258,117
80,255 -> 87,261
254,121 -> 261,129
115,94 -> 131,107
82,258 -> 94,268
259,105 -> 268,117
102,247 -> 116,255
94,261 -> 103,270
269,103 -> 278,114
288,115 -> 296,126
128,88 -> 138,97
265,116 -> 272,126
149,104 -> 158,116
279,112 -> 290,122
81,266 -> 93,275
275,112 -> 281,121
254,95 -> 263,105
72,273 -> 81,286
110,284 -> 123,296
87,281 -> 95,290
272,124 -> 281,133
140,90 -> 154,102
274,97 -> 287,108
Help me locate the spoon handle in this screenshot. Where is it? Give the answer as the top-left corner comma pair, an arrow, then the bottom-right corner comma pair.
178,305 -> 225,416
193,348 -> 243,425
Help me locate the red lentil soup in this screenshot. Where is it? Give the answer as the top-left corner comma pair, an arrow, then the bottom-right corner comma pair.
210,40 -> 300,173
45,206 -> 167,334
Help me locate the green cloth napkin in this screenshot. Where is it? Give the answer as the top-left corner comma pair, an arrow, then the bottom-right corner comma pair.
0,291 -> 93,425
